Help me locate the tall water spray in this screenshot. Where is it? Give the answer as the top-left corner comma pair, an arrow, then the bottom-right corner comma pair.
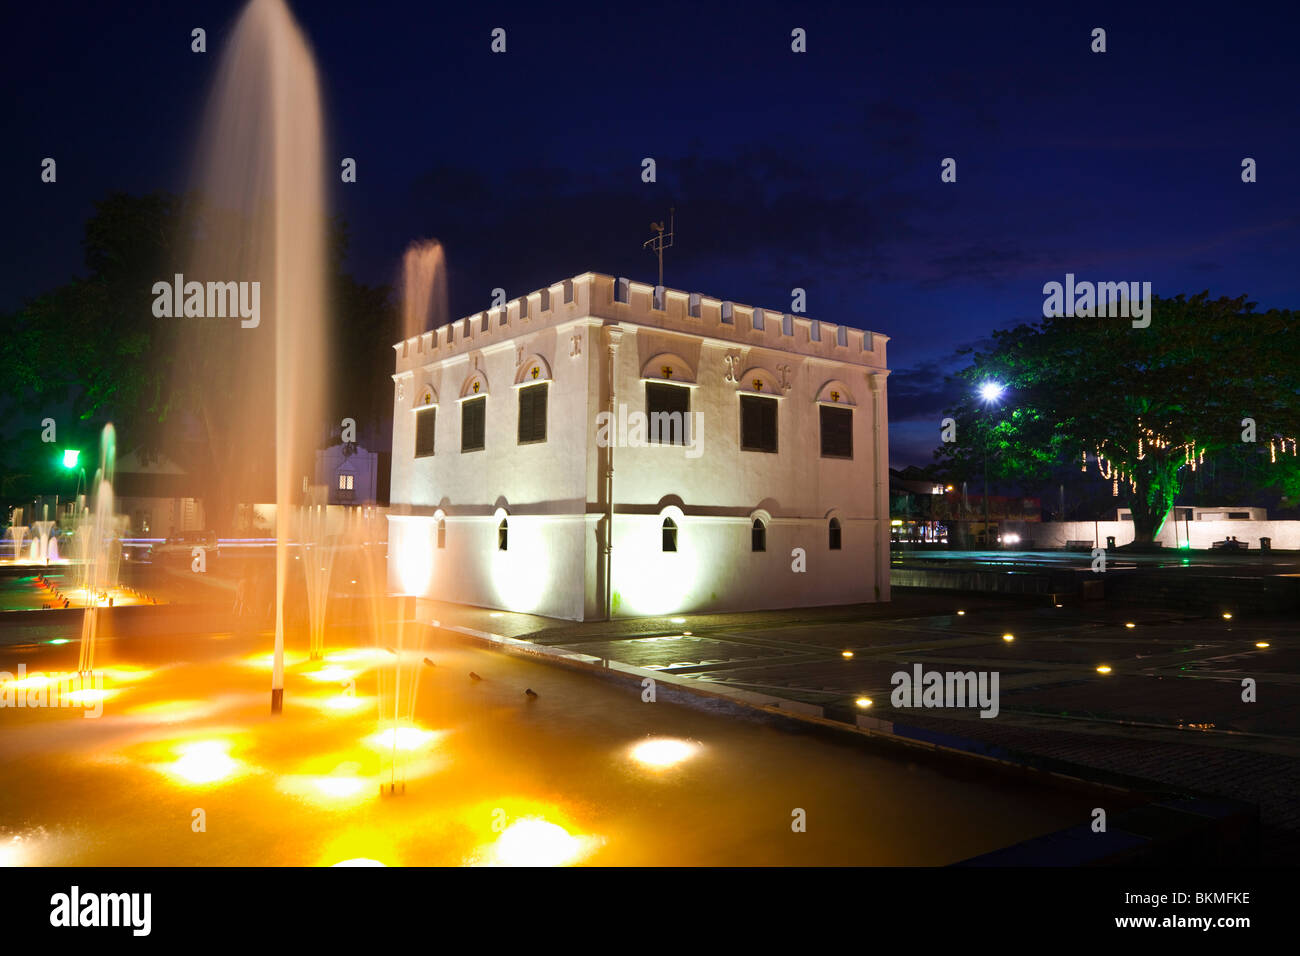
401,240 -> 448,341
187,0 -> 328,712
77,424 -> 119,674
7,508 -> 28,563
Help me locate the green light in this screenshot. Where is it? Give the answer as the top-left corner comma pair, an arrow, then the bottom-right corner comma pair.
47,639 -> 69,645
61,449 -> 79,469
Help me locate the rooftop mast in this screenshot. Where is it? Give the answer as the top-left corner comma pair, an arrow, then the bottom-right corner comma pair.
643,207 -> 675,287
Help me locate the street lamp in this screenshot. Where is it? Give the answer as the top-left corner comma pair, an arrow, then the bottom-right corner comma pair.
61,448 -> 87,513
977,383 -> 1006,549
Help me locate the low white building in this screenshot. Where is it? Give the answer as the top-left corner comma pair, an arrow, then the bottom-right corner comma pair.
387,272 -> 891,621
1116,505 -> 1268,522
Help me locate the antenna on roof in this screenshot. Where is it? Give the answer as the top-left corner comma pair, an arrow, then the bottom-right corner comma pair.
643,207 -> 674,288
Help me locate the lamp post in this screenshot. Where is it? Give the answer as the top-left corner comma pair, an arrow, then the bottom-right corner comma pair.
977,382 -> 1006,549
61,449 -> 86,516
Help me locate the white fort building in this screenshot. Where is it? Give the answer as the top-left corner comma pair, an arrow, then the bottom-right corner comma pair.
387,273 -> 891,621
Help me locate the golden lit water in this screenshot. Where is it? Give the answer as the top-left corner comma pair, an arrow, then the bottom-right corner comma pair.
0,626 -> 1101,866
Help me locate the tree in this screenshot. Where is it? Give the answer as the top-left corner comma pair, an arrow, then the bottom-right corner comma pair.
937,293 -> 1300,545
0,192 -> 396,530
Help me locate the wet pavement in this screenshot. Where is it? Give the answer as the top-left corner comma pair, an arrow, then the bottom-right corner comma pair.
425,591 -> 1300,862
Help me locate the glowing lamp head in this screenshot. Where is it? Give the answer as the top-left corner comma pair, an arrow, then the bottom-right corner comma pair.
61,449 -> 80,469
855,697 -> 873,708
1002,633 -> 1015,642
978,382 -> 1005,403
1096,665 -> 1112,675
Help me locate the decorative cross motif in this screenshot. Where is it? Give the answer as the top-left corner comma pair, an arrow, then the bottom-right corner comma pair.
752,378 -> 763,392
530,365 -> 540,380
662,366 -> 674,379
472,380 -> 480,394
830,390 -> 840,403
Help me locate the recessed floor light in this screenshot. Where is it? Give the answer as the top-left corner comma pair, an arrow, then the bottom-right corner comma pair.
1002,633 -> 1014,642
1096,665 -> 1112,674
1256,642 -> 1270,648
855,697 -> 873,708
841,650 -> 854,659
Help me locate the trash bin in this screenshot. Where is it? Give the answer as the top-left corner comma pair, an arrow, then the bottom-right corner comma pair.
1260,537 -> 1271,551
1106,535 -> 1116,549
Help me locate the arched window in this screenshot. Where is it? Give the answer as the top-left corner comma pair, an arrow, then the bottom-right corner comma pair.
829,517 -> 842,551
498,518 -> 508,551
751,518 -> 767,552
662,517 -> 678,552
436,518 -> 446,550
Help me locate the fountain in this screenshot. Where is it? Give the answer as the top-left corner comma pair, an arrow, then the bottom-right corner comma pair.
77,424 -> 120,675
299,494 -> 337,661
31,504 -> 56,565
341,505 -> 429,794
7,510 -> 28,563
401,240 -> 448,340
187,0 -> 329,712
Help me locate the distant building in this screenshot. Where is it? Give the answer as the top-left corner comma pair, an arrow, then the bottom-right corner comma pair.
314,443 -> 387,505
112,451 -> 205,535
388,272 -> 891,621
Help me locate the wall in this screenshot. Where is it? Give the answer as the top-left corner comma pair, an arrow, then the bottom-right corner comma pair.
1015,519 -> 1300,550
387,512 -> 586,620
609,513 -> 878,616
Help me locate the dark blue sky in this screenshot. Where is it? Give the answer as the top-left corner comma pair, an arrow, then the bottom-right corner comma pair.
5,0 -> 1298,465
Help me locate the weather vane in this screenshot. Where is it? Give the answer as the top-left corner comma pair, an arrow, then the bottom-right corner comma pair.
643,207 -> 675,287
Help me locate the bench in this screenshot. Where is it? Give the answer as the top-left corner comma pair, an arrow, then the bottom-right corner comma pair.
1211,540 -> 1248,550
1064,540 -> 1094,552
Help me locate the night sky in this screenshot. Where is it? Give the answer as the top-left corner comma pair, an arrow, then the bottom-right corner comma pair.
5,0 -> 1298,466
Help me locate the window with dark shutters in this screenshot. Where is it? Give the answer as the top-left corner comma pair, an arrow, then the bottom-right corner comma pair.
461,396 -> 486,452
414,406 -> 436,458
646,383 -> 690,445
820,405 -> 853,459
517,383 -> 548,444
740,395 -> 778,452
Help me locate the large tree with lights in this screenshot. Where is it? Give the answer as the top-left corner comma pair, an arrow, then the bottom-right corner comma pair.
938,293 -> 1300,545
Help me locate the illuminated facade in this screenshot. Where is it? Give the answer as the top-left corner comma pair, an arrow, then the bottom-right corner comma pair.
388,272 -> 890,620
